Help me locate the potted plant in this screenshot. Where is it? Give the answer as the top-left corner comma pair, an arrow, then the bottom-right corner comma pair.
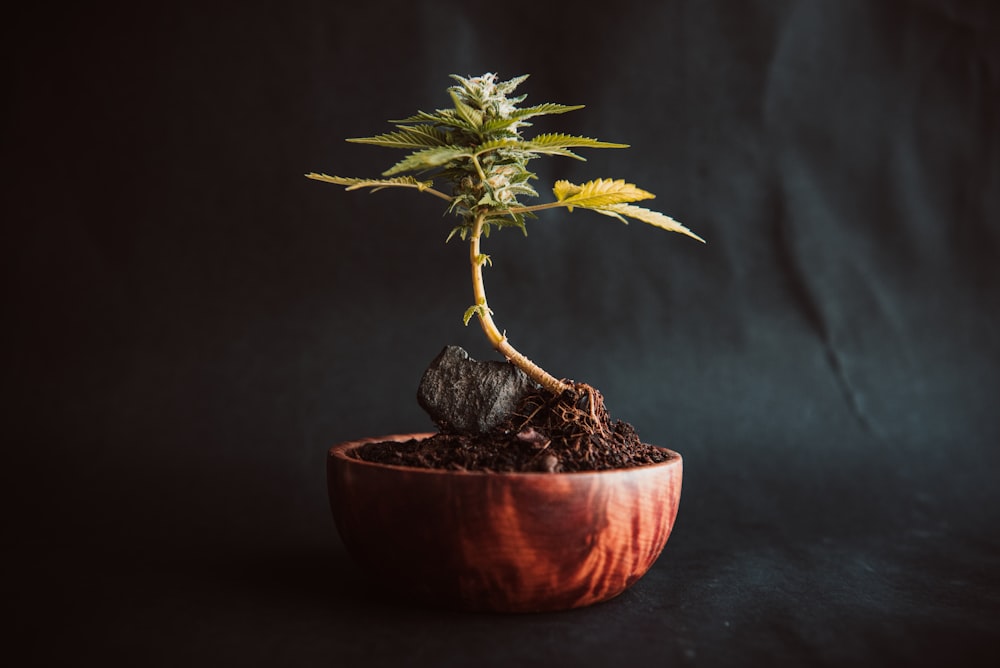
308,73 -> 703,612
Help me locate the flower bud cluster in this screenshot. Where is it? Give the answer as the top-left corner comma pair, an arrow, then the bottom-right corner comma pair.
449,73 -> 538,213
449,72 -> 525,132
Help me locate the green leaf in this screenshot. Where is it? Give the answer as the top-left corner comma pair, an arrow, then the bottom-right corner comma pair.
462,303 -> 492,326
596,204 -> 705,242
495,73 -> 530,94
390,108 -> 478,133
446,223 -> 471,243
449,90 -> 484,130
471,136 -> 576,159
346,126 -> 452,149
503,182 -> 539,198
390,109 -> 451,125
525,133 -> 628,150
472,134 -> 626,161
382,146 -> 473,176
304,173 -> 435,192
484,213 -> 528,236
516,133 -> 623,160
552,179 -> 655,210
482,103 -> 585,132
470,137 -> 520,154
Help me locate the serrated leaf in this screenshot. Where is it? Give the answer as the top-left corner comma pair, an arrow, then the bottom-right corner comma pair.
496,73 -> 530,94
516,133 -> 626,160
504,182 -> 539,198
382,146 -> 473,176
485,214 -> 528,236
446,223 -> 471,243
304,173 -> 435,192
529,133 -> 627,149
346,126 -> 451,149
528,147 -> 586,160
449,90 -> 484,130
597,203 -> 705,242
390,108 -> 479,133
391,109 -> 452,125
472,134 -> 624,161
472,137 -> 518,153
472,137 -> 578,161
482,103 -> 585,132
552,179 -> 655,210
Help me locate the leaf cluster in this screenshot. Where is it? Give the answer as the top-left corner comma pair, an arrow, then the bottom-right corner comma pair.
309,72 -> 703,243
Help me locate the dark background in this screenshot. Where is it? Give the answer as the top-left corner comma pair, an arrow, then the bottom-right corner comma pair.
6,0 -> 999,665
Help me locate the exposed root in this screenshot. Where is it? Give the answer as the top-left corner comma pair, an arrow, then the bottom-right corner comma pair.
500,381 -> 655,472
514,382 -> 609,437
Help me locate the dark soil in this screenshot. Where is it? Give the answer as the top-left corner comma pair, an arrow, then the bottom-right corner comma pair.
352,383 -> 672,473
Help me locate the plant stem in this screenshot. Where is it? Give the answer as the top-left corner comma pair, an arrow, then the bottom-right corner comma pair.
502,201 -> 569,215
469,212 -> 570,395
470,154 -> 488,183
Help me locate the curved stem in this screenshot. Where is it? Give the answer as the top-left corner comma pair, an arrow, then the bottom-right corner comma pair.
469,212 -> 570,395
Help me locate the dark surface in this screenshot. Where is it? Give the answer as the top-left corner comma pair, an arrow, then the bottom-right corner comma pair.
6,1 -> 1000,666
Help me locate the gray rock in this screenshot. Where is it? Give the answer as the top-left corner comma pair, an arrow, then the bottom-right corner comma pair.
417,345 -> 539,434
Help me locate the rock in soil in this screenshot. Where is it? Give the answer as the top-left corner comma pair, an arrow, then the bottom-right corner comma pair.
362,378 -> 673,473
417,345 -> 539,434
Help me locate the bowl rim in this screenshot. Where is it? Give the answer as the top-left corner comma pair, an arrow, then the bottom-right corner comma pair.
329,432 -> 682,478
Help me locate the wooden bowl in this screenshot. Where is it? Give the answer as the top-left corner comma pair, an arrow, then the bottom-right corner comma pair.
327,433 -> 682,613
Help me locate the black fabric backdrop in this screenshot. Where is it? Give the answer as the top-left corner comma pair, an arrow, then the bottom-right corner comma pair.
6,1 -> 1000,665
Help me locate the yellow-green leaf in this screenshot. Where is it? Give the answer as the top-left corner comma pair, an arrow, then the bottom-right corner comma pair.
304,173 -> 434,192
462,303 -> 492,325
552,179 -> 654,210
598,203 -> 705,242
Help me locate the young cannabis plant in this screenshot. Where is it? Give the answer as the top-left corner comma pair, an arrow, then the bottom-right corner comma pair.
307,73 -> 703,396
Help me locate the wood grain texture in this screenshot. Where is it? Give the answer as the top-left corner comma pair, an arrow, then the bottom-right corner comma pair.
328,433 -> 682,613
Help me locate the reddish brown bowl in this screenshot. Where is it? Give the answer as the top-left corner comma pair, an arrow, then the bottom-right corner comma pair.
327,433 -> 682,613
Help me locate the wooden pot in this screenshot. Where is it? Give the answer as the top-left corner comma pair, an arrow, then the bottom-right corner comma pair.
327,433 -> 682,613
